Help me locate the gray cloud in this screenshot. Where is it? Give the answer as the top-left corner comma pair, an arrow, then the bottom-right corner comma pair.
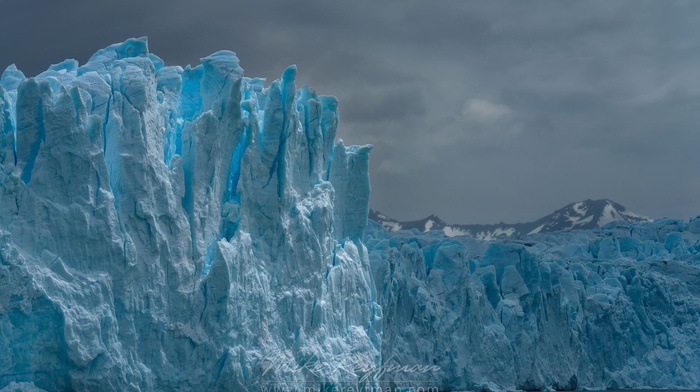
2,0 -> 699,223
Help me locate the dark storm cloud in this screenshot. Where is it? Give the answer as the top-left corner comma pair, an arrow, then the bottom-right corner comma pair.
342,86 -> 427,124
2,0 -> 699,223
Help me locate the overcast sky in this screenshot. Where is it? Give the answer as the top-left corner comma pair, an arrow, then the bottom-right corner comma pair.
2,0 -> 700,223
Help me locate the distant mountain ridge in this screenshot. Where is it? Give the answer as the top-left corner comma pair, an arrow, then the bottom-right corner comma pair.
369,199 -> 653,239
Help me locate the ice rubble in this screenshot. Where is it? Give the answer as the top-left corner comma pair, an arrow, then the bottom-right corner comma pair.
0,38 -> 377,391
1,38 -> 699,392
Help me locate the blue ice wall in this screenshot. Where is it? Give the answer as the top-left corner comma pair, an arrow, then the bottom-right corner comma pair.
0,38 -> 376,392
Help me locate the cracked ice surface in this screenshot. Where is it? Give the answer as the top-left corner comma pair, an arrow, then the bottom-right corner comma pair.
0,38 -> 377,391
365,218 -> 700,391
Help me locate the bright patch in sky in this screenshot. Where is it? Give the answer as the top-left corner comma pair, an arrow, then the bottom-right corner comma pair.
461,98 -> 512,124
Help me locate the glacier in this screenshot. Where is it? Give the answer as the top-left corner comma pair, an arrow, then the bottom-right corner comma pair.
365,218 -> 700,391
0,37 -> 378,391
1,38 -> 700,392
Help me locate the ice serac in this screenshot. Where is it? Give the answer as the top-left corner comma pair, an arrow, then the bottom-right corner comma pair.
0,38 -> 377,391
365,218 -> 700,391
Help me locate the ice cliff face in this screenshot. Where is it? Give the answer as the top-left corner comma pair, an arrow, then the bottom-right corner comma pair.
365,218 -> 700,391
0,38 -> 378,391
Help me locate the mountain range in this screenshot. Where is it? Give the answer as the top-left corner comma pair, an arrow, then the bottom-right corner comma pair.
369,199 -> 652,239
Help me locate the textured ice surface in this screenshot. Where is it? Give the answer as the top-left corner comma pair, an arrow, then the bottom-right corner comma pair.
365,218 -> 700,391
2,38 -> 700,392
0,38 -> 377,391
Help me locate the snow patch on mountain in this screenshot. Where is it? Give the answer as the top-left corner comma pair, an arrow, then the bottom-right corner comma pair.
370,199 -> 653,239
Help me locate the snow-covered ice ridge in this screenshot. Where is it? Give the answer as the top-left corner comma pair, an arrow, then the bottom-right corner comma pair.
365,217 -> 700,391
0,38 -> 378,391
